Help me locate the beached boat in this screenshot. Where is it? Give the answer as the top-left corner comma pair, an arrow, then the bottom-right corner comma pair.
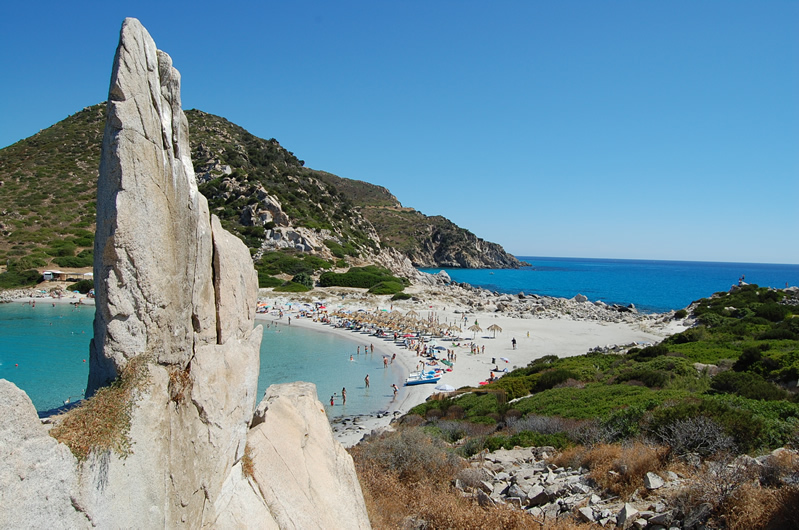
404,370 -> 442,386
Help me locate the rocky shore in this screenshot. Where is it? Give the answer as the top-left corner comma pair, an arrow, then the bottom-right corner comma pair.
451,445 -> 798,529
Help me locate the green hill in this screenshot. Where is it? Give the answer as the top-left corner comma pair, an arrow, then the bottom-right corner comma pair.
0,103 -> 525,286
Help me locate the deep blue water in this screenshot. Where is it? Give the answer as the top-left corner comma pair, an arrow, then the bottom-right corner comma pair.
421,257 -> 799,313
0,303 -> 402,417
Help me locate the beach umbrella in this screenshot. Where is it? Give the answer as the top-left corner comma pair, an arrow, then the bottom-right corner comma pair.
468,323 -> 482,339
487,324 -> 503,338
435,384 -> 455,392
406,310 -> 419,317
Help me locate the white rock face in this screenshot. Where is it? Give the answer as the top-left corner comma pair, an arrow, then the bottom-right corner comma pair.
0,380 -> 89,529
0,17 -> 370,530
247,382 -> 372,530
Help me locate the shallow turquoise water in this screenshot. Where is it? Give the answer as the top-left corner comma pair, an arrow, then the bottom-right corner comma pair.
0,303 -> 403,418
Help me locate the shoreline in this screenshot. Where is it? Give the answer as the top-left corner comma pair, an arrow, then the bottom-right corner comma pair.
255,284 -> 686,447
4,282 -> 685,448
253,312 -> 439,446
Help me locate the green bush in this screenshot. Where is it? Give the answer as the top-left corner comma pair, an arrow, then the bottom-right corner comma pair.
0,269 -> 41,289
257,272 -> 283,288
710,371 -> 788,401
67,279 -> 94,294
673,309 -> 688,319
291,272 -> 314,289
367,281 -> 404,295
535,369 -> 579,392
273,281 -> 311,293
390,292 -> 412,301
634,344 -> 669,359
754,303 -> 790,323
318,266 -> 405,289
616,368 -> 669,388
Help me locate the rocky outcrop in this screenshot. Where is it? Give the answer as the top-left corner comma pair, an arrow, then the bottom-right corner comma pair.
0,18 -> 369,529
247,383 -> 371,529
0,380 -> 89,530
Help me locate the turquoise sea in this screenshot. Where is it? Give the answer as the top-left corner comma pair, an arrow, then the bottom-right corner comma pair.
422,257 -> 799,314
3,257 -> 798,414
0,303 -> 402,417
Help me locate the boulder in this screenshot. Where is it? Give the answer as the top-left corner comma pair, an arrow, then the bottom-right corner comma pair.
617,503 -> 639,529
247,382 -> 371,529
644,471 -> 665,490
0,380 -> 89,529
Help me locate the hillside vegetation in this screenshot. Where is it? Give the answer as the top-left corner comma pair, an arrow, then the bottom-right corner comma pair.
0,104 -> 523,288
350,285 -> 799,528
407,285 -> 799,455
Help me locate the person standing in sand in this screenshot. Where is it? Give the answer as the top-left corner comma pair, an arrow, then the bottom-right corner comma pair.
512,337 -> 517,350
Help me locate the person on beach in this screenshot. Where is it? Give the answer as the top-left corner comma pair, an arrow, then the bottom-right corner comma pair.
392,383 -> 398,396
512,338 -> 517,350
383,357 -> 388,368
370,343 -> 374,353
342,387 -> 346,404
364,374 -> 370,388
330,395 -> 335,406
357,346 -> 360,355
350,355 -> 354,362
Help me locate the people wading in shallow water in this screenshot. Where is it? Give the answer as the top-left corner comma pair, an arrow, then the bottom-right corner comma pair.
364,374 -> 370,388
392,383 -> 398,397
342,387 -> 347,404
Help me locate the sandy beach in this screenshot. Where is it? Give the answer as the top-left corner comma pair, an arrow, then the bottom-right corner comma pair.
6,280 -> 685,448
256,284 -> 686,447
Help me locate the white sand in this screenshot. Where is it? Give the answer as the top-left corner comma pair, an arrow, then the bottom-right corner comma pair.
256,287 -> 683,447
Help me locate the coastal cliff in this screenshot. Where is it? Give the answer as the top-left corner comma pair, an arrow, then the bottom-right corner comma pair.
0,18 -> 369,529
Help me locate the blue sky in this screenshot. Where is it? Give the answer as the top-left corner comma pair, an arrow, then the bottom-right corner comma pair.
2,1 -> 797,264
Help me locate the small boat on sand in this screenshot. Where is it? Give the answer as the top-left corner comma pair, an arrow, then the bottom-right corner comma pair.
404,370 -> 442,386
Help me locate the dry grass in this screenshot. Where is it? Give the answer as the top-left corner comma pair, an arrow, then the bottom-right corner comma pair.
241,443 -> 254,479
168,364 -> 192,405
724,484 -> 799,529
351,427 -> 543,529
50,355 -> 150,460
552,442 -> 669,498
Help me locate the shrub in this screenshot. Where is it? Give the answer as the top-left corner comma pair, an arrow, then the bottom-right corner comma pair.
0,269 -> 41,289
67,279 -> 94,294
754,303 -> 790,323
652,415 -> 736,457
616,368 -> 669,388
350,428 -> 464,485
535,368 -> 579,392
674,309 -> 688,319
710,371 -> 788,401
273,281 -> 311,293
257,273 -> 283,288
291,272 -> 313,289
634,343 -> 669,359
319,266 -> 405,289
390,292 -> 412,301
367,281 -> 404,295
